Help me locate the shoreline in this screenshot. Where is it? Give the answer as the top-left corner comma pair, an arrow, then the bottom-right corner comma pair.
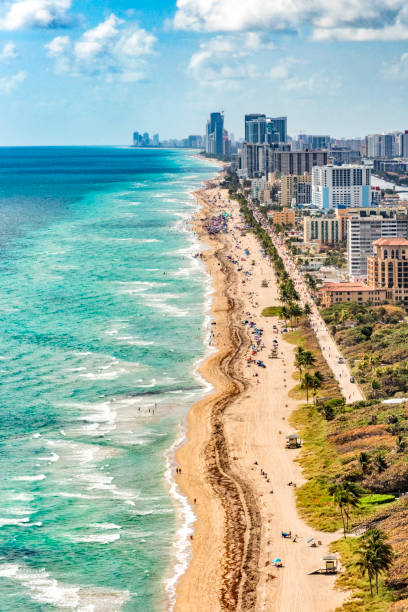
174,177 -> 262,610
174,179 -> 348,611
163,173 -> 222,610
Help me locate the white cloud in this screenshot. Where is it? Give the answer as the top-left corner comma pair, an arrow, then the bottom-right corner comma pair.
188,33 -> 273,87
384,52 -> 408,79
0,42 -> 17,61
0,70 -> 26,93
45,14 -> 156,81
174,0 -> 408,41
266,57 -> 339,94
0,0 -> 71,31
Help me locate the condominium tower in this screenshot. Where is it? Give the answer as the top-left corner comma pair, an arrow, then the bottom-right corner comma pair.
312,165 -> 371,210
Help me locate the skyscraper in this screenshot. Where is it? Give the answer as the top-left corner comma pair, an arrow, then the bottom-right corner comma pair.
244,114 -> 287,144
266,117 -> 287,144
245,114 -> 266,142
206,112 -> 224,155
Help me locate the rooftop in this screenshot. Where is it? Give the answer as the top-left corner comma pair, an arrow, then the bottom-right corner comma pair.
373,237 -> 408,246
320,282 -> 377,292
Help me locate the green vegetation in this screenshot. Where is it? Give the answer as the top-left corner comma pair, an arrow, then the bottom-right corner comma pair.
260,306 -> 281,317
332,538 -> 394,611
329,481 -> 364,537
321,303 -> 408,399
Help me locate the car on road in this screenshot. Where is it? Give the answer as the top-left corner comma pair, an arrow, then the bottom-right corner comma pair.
350,376 -> 355,383
338,357 -> 344,364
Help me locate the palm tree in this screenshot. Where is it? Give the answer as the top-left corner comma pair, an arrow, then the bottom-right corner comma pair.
280,305 -> 290,327
294,346 -> 305,377
396,435 -> 407,453
359,451 -> 371,475
374,452 -> 388,473
328,481 -> 363,537
301,372 -> 314,403
311,371 -> 324,404
302,350 -> 316,371
356,547 -> 376,596
370,378 -> 381,398
356,529 -> 393,595
289,302 -> 303,327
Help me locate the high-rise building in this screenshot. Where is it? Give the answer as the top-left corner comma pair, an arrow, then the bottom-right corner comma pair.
266,117 -> 287,143
206,112 -> 224,155
245,114 -> 266,142
244,114 -> 287,144
365,133 -> 397,158
187,135 -> 203,148
281,174 -> 312,207
133,131 -> 150,147
298,134 -> 330,150
312,165 -> 371,210
367,238 -> 408,304
152,133 -> 160,146
347,210 -> 408,278
400,131 -> 408,157
274,151 -> 327,175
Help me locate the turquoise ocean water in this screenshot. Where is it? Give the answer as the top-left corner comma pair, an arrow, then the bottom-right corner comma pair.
0,147 -> 218,611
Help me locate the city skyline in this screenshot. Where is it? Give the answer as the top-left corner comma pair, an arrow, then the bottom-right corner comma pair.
1,0 -> 408,145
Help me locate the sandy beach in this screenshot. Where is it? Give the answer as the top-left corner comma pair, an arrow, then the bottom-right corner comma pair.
175,178 -> 348,611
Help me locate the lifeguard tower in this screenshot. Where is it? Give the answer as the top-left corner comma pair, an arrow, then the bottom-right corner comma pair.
285,434 -> 301,449
322,555 -> 338,573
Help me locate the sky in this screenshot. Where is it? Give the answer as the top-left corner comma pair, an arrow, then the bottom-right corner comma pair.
0,0 -> 408,145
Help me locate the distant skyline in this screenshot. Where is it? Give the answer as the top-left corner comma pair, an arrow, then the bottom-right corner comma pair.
0,0 -> 408,145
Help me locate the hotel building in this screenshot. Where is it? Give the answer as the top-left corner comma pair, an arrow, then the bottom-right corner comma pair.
367,238 -> 408,304
312,165 -> 371,210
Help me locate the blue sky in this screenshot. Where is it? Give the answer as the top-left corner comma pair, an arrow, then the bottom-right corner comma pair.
0,0 -> 408,145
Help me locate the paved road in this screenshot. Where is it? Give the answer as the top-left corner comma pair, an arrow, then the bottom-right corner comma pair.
248,203 -> 364,404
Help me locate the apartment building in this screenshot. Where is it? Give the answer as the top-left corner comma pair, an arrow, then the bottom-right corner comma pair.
367,237 -> 408,304
312,165 -> 371,210
281,174 -> 312,207
303,216 -> 344,244
269,208 -> 295,227
347,211 -> 408,278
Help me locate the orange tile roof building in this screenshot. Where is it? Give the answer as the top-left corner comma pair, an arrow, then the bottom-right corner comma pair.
319,282 -> 386,307
367,237 -> 408,305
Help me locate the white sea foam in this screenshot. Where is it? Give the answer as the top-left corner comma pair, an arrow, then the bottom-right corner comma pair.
0,563 -> 129,610
71,533 -> 120,544
163,422 -> 196,609
13,474 -> 46,482
11,493 -> 34,502
0,517 -> 30,527
90,523 -> 121,530
164,172 -> 217,609
38,452 -> 59,462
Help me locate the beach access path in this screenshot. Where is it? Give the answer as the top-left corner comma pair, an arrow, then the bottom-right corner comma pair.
175,182 -> 348,611
248,203 -> 364,405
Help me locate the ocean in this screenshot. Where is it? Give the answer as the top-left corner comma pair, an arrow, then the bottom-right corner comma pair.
0,147 -> 218,611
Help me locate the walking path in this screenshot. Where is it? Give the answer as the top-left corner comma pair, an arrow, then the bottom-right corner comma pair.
249,203 -> 364,404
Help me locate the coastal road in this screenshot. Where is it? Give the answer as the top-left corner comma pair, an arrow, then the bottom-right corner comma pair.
248,203 -> 364,404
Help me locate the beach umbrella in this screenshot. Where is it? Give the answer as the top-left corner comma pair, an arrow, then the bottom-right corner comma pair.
272,558 -> 281,563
